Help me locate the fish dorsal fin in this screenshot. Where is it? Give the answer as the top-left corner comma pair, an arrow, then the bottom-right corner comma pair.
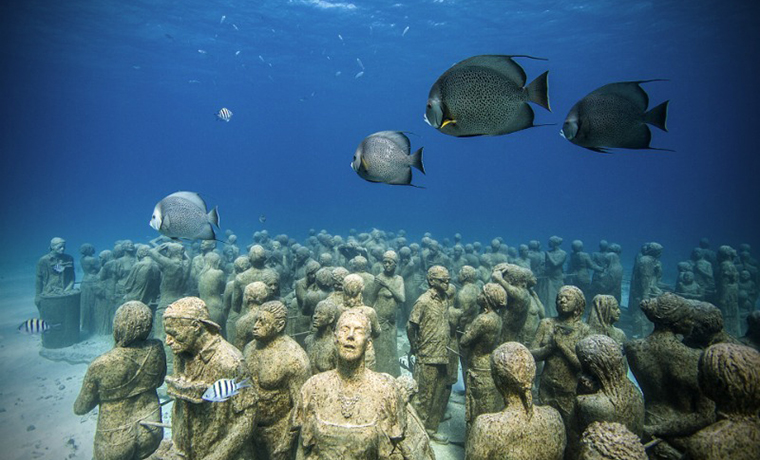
167,191 -> 208,211
589,80 -> 666,112
372,131 -> 411,153
457,55 -> 531,87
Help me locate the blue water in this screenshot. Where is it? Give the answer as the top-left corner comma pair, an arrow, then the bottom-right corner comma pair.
2,0 -> 759,278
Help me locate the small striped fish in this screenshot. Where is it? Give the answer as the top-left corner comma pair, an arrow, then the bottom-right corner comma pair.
18,318 -> 58,334
216,107 -> 233,122
202,378 -> 251,402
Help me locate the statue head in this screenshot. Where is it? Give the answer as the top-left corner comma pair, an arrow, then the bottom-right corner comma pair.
113,301 -> 153,347
427,265 -> 450,294
490,238 -> 501,252
399,246 -> 411,261
166,242 -> 184,258
598,240 -> 609,252
528,240 -> 540,251
253,301 -> 288,341
556,285 -> 586,319
576,334 -> 627,393
549,235 -> 563,249
135,244 -> 150,259
699,343 -> 760,417
498,263 -> 536,287
234,255 -> 251,274
99,250 -> 113,263
579,422 -> 647,460
228,234 -> 237,244
590,295 -> 621,328
318,252 -> 333,267
382,250 -> 398,273
200,240 -> 216,252
79,243 -> 95,257
312,300 -> 339,330
315,267 -> 333,290
640,293 -> 693,334
204,251 -> 221,269
261,270 -> 280,298
349,255 -> 368,273
335,310 -> 372,363
305,260 -> 321,280
572,240 -> 584,253
458,265 -> 477,284
50,237 -> 66,255
163,297 -> 220,355
342,274 -> 364,299
491,342 -> 535,413
248,245 -> 266,266
687,301 -> 724,343
244,281 -> 269,307
482,283 -> 507,311
608,243 -> 622,254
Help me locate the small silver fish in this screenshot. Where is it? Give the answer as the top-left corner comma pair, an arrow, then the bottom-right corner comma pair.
18,318 -> 58,334
355,71 -> 364,79
203,378 -> 251,402
216,107 -> 233,122
259,214 -> 266,224
402,26 -> 409,37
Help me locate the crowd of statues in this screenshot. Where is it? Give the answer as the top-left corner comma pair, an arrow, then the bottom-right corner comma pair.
45,228 -> 759,459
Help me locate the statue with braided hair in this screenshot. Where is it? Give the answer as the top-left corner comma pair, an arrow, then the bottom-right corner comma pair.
465,342 -> 565,460
74,301 -> 166,460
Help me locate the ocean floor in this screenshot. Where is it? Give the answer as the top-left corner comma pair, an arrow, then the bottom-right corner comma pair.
0,271 -> 465,460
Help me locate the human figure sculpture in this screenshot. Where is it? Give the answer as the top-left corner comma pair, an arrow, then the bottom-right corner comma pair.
455,265 -> 481,378
35,237 -> 76,308
199,252 -> 227,336
578,422 -> 647,460
80,243 -> 100,336
465,342 -> 566,460
628,242 -> 665,337
371,250 -> 405,376
567,240 -> 603,304
293,310 -> 406,460
680,343 -> 760,460
690,248 -> 715,300
163,297 -> 256,460
527,240 -> 545,280
115,240 -> 138,299
294,260 -> 324,347
304,300 -> 339,373
232,245 -> 277,315
624,293 -> 715,459
676,270 -> 704,301
459,283 -> 506,436
715,245 -> 740,336
342,274 -> 382,371
243,301 -> 311,460
350,255 -> 377,307
93,250 -> 114,335
682,301 -> 740,349
491,263 -> 536,345
148,242 -> 190,340
122,245 -> 161,307
326,267 -> 350,310
224,256 -> 251,346
739,269 -> 758,319
234,281 -> 270,351
741,310 -> 760,351
74,301 -> 166,460
99,245 -> 123,335
538,236 -> 567,317
222,234 -> 240,271
531,285 -> 591,454
407,265 -> 452,442
395,376 -> 436,460
575,334 -> 645,451
586,295 -> 626,345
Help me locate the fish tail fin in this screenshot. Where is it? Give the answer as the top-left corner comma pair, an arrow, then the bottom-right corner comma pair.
645,100 -> 669,132
526,71 -> 551,112
410,147 -> 425,174
236,378 -> 252,389
208,206 -> 221,228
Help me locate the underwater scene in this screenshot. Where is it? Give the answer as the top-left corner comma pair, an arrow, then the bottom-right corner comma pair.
1,0 -> 759,459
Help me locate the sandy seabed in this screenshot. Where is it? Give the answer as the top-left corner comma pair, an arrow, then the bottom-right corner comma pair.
0,271 -> 465,460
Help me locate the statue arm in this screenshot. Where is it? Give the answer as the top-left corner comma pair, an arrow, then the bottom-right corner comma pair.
530,320 -> 554,362
73,366 -> 100,415
459,317 -> 482,349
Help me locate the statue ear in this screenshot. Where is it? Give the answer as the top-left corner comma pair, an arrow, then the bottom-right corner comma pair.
276,319 -> 286,332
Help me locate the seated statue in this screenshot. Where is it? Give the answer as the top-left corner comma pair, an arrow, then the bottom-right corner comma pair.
575,335 -> 645,443
293,310 -> 406,460
243,301 -> 311,460
74,301 -> 166,460
680,343 -> 760,460
163,297 -> 256,460
466,342 -> 566,460
578,422 -> 647,460
304,300 -> 339,373
35,236 -> 76,307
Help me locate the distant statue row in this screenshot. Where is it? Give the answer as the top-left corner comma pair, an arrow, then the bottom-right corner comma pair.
74,263 -> 760,460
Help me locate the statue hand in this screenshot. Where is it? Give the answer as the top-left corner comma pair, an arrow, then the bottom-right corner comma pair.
165,375 -> 206,404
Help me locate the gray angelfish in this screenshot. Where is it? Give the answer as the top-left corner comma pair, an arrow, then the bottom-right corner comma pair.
425,54 -> 551,137
351,131 -> 425,187
150,191 -> 220,240
561,80 -> 670,153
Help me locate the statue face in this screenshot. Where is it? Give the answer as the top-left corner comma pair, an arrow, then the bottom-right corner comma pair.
312,308 -> 330,329
52,241 -> 66,255
556,289 -> 578,315
335,316 -> 369,362
266,279 -> 279,297
429,273 -> 450,294
610,303 -> 621,323
253,311 -> 278,340
383,257 -> 396,273
164,318 -> 199,355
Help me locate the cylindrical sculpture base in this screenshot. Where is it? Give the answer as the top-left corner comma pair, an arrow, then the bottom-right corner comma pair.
39,291 -> 81,349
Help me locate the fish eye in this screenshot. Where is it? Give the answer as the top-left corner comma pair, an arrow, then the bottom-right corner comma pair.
426,103 -> 432,108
